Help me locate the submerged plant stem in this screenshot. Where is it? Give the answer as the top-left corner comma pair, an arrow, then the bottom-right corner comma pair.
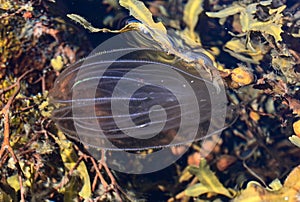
0,69 -> 34,202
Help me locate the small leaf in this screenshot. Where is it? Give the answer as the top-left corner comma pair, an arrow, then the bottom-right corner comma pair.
77,161 -> 92,199
268,179 -> 283,191
183,0 -> 203,42
206,4 -> 244,18
7,174 -> 20,192
119,0 -> 176,54
51,55 -> 64,71
224,38 -> 265,64
187,159 -> 235,198
185,183 -> 211,197
67,14 -> 103,32
206,1 -> 285,42
284,165 -> 300,190
119,0 -> 167,34
55,131 -> 91,199
293,120 -> 300,137
289,135 -> 300,148
67,14 -> 141,33
179,167 -> 193,183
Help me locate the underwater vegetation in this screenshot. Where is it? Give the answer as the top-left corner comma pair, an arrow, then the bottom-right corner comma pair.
0,0 -> 300,201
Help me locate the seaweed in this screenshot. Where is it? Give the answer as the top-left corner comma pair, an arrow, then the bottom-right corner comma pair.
0,0 -> 300,201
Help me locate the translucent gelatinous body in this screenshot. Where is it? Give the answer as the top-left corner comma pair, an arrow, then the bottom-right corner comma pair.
50,47 -> 229,151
